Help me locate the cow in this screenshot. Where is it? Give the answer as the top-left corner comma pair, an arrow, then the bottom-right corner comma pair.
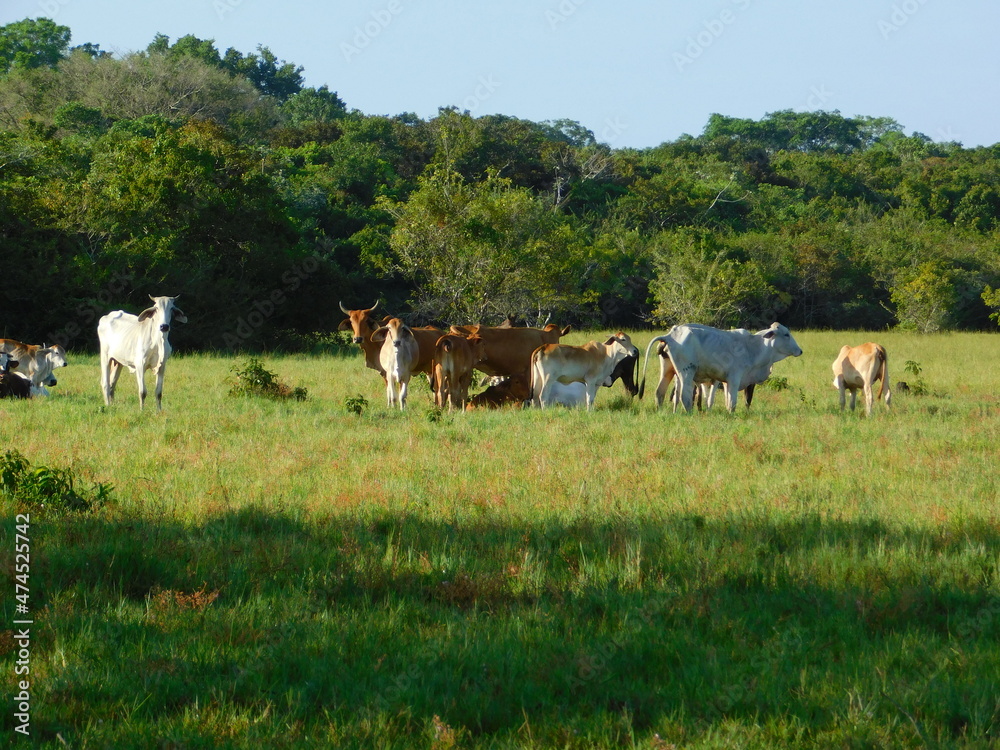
338,301 -> 443,382
0,352 -> 31,399
98,295 -> 187,411
530,332 -> 635,410
643,323 -> 802,413
466,374 -> 532,410
338,301 -> 390,377
641,335 -> 754,411
432,333 -> 486,410
449,323 -> 571,383
604,342 -> 640,396
0,339 -> 67,391
371,318 -> 420,410
832,342 -> 891,416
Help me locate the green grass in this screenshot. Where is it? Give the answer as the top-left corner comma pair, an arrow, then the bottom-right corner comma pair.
2,330 -> 1000,748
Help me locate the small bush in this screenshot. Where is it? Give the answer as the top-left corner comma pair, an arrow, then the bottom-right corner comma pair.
903,360 -> 929,396
344,394 -> 369,416
228,358 -> 308,401
0,450 -> 112,513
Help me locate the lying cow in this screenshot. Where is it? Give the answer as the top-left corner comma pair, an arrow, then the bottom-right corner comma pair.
0,352 -> 31,399
832,342 -> 891,416
530,332 -> 635,410
98,295 -> 187,411
432,333 -> 486,410
0,339 -> 67,392
371,318 -> 419,410
466,374 -> 531,410
645,323 -> 802,413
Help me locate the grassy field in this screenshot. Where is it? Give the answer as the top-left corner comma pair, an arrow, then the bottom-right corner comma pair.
2,329 -> 1000,748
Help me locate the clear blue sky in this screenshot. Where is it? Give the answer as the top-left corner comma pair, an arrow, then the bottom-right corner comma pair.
4,0 -> 998,149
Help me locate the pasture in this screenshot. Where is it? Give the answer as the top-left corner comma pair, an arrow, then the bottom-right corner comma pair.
2,329 -> 1000,748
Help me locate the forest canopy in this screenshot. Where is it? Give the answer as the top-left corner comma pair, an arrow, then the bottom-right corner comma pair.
2,18 -> 999,351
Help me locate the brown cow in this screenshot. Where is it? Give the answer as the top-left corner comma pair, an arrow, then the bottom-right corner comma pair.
338,301 -> 390,377
466,374 -> 532,410
449,323 -> 570,382
832,342 -> 890,416
338,301 -> 442,380
432,334 -> 486,410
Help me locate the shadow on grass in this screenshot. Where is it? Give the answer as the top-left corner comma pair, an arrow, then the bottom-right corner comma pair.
5,507 -> 1000,746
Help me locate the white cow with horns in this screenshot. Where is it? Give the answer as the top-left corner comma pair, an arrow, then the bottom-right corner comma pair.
98,295 -> 187,411
641,323 -> 802,413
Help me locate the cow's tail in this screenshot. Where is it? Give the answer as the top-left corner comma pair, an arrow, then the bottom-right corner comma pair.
877,345 -> 890,407
638,335 -> 668,400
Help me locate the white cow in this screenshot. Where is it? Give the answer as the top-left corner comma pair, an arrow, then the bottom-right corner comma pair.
832,342 -> 891,415
371,318 -> 420,410
644,323 -> 802,413
0,339 -> 68,391
98,295 -> 187,411
530,332 -> 635,410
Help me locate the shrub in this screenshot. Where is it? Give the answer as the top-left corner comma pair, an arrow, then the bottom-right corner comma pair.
228,358 -> 308,401
0,450 -> 112,513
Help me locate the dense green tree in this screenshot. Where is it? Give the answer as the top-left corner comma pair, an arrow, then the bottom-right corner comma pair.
0,17 -> 70,74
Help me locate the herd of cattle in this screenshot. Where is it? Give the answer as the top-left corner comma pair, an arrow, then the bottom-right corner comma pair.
0,295 -> 892,416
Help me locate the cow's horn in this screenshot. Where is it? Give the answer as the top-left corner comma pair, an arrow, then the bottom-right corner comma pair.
339,301 -> 350,314
369,299 -> 380,312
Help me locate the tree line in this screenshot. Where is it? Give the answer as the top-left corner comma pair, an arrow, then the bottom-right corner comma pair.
2,18 -> 999,351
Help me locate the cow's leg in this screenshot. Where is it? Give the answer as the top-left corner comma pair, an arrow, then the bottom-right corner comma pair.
135,367 -> 147,410
154,363 -> 166,411
100,350 -> 114,405
386,377 -> 395,408
723,374 -> 741,413
399,376 -> 409,410
677,368 -> 696,413
703,382 -> 716,410
849,388 -> 857,411
744,383 -> 755,409
654,361 -> 673,409
835,376 -> 847,411
584,382 -> 597,411
862,380 -> 874,416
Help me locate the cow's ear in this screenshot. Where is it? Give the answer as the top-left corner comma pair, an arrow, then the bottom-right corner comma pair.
762,329 -> 776,339
370,327 -> 388,343
337,319 -> 353,332
561,325 -> 572,336
8,360 -> 18,369
401,325 -> 414,338
603,336 -> 617,346
137,307 -> 156,322
173,307 -> 188,323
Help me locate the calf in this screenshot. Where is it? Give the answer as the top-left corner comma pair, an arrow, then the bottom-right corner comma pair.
0,352 -> 31,399
432,334 -> 486,410
832,342 -> 890,416
466,374 -> 531,410
530,332 -> 635,410
371,318 -> 420,410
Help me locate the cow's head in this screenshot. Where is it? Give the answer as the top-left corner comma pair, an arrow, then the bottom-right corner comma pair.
139,295 -> 187,333
371,317 -> 413,349
759,323 -> 803,358
338,300 -> 382,345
